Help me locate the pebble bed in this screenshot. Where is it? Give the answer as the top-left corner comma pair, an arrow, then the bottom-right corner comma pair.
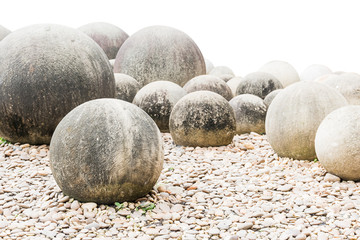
0,133 -> 359,240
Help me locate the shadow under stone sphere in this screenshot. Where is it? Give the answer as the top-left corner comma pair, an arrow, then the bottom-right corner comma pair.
114,73 -> 141,102
0,25 -> 11,41
0,24 -> 115,144
50,99 -> 164,204
169,91 -> 236,147
114,25 -> 206,87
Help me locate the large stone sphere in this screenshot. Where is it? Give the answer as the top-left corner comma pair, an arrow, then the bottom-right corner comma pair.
0,25 -> 11,41
183,75 -> 233,101
265,81 -> 348,160
315,105 -> 360,181
133,81 -> 187,132
209,66 -> 235,82
78,22 -> 129,60
259,60 -> 300,87
0,24 -> 115,144
114,25 -> 205,87
235,72 -> 283,99
169,91 -> 236,147
227,76 -> 244,96
50,98 -> 164,204
229,94 -> 267,135
300,64 -> 332,81
114,73 -> 141,102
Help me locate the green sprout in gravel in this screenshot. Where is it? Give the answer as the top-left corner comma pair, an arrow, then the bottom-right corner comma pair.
136,202 -> 156,214
114,202 -> 125,210
313,158 -> 319,163
0,137 -> 9,145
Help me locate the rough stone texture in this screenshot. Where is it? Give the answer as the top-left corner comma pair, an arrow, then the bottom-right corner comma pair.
0,25 -> 11,41
0,24 -> 115,145
78,22 -> 129,60
205,59 -> 214,74
227,77 -> 244,96
183,75 -> 234,101
50,99 -> 164,204
169,91 -> 235,147
315,105 -> 360,181
300,64 -> 332,81
236,72 -> 283,99
266,81 -> 348,160
209,66 -> 235,82
114,73 -> 141,102
229,94 -> 267,134
133,81 -> 187,132
264,89 -> 283,108
259,60 -> 300,87
114,25 -> 205,87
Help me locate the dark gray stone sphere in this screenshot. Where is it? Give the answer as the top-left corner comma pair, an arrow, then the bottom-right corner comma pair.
78,22 -> 129,59
209,66 -> 235,82
0,25 -> 11,41
169,91 -> 236,147
133,81 -> 187,132
236,72 -> 283,99
264,89 -> 283,108
0,24 -> 115,144
183,75 -> 233,101
50,98 -> 164,204
114,25 -> 205,87
114,73 -> 141,102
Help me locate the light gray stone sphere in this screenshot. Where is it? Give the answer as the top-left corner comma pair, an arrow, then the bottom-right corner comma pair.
259,60 -> 300,87
315,105 -> 360,181
0,25 -> 11,41
50,98 -> 164,204
78,22 -> 129,59
229,94 -> 267,135
235,72 -> 283,99
114,25 -> 205,87
266,81 -> 348,160
169,91 -> 236,147
109,59 -> 115,69
209,66 -> 235,82
300,64 -> 332,81
264,89 -> 283,108
183,75 -> 233,101
133,81 -> 187,132
0,24 -> 115,145
114,73 -> 141,102
205,58 -> 214,74
227,76 -> 244,96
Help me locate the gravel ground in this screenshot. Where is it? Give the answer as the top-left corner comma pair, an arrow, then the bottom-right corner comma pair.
0,133 -> 359,240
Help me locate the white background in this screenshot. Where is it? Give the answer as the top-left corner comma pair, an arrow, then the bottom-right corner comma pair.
1,0 -> 360,77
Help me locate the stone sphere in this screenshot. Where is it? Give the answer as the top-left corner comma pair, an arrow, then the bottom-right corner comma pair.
114,25 -> 205,87
235,72 -> 283,99
209,66 -> 235,82
300,64 -> 332,81
114,73 -> 141,102
315,105 -> 360,181
78,22 -> 129,59
265,81 -> 348,160
0,25 -> 11,41
183,75 -> 233,101
169,91 -> 236,147
205,58 -> 214,74
227,76 -> 244,96
133,81 -> 187,132
0,24 -> 115,144
50,98 -> 164,204
259,60 -> 300,87
229,94 -> 267,135
109,59 -> 115,69
264,89 -> 283,108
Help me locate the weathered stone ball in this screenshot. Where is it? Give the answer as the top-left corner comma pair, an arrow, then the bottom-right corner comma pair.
315,105 -> 360,181
229,94 -> 267,135
50,98 -> 164,204
133,81 -> 187,132
169,91 -> 236,147
264,89 -> 283,108
300,64 -> 332,81
0,25 -> 11,41
183,75 -> 233,101
0,24 -> 115,144
114,73 -> 141,102
114,25 -> 205,87
227,76 -> 244,96
259,60 -> 300,87
265,81 -> 348,160
235,72 -> 283,99
205,59 -> 214,74
209,66 -> 235,82
78,22 -> 129,59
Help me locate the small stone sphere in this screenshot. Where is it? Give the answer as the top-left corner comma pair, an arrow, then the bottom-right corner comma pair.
0,25 -> 11,41
169,91 -> 236,147
265,81 -> 348,160
183,75 -> 233,101
227,76 -> 244,96
235,72 -> 283,99
259,60 -> 300,87
114,25 -> 205,87
205,58 -> 214,74
78,22 -> 129,59
264,89 -> 283,108
300,64 -> 332,81
109,59 -> 115,69
133,81 -> 187,132
0,24 -> 115,144
229,94 -> 267,135
315,105 -> 360,181
50,98 -> 164,204
114,73 -> 141,102
209,66 -> 235,81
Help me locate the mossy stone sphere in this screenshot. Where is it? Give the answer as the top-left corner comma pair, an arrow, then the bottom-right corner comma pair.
169,91 -> 236,147
265,82 -> 348,160
300,64 -> 332,81
315,105 -> 360,181
133,81 -> 187,132
264,89 -> 283,108
0,24 -> 115,144
114,25 -> 205,87
78,22 -> 129,59
114,73 -> 141,102
259,60 -> 300,87
0,25 -> 11,41
227,77 -> 244,96
50,98 -> 164,204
